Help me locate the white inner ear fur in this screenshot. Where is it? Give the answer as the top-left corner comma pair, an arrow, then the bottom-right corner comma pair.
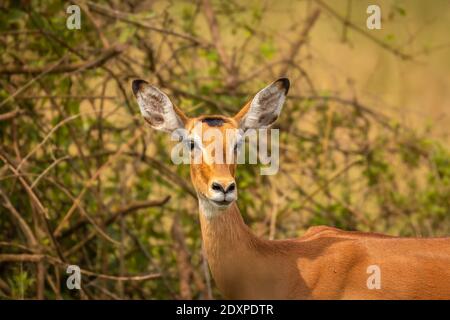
136,85 -> 184,132
241,82 -> 286,130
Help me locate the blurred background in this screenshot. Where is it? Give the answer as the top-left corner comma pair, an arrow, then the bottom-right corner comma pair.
0,0 -> 449,299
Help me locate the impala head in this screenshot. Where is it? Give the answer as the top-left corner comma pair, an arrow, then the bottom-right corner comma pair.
132,78 -> 289,212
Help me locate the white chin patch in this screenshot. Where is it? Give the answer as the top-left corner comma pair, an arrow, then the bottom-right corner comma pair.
199,196 -> 230,219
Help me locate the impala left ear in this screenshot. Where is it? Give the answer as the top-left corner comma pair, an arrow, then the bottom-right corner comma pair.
234,78 -> 290,130
131,79 -> 188,132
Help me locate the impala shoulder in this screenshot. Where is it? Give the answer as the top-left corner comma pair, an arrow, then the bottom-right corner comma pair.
295,235 -> 367,292
301,225 -> 343,240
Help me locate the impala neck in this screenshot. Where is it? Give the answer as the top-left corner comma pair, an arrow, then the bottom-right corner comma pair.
198,198 -> 258,267
198,199 -> 257,253
198,197 -> 290,299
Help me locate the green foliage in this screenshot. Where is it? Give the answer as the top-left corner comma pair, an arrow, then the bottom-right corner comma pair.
8,268 -> 35,299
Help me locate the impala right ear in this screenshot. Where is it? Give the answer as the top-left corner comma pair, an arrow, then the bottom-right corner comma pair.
132,80 -> 187,132
234,78 -> 289,130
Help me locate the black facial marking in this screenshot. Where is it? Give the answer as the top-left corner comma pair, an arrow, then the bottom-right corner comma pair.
202,117 -> 225,127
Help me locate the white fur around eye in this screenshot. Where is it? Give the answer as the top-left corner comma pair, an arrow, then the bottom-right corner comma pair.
184,136 -> 202,151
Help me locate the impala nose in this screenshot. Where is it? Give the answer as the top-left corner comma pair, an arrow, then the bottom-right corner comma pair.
211,181 -> 236,194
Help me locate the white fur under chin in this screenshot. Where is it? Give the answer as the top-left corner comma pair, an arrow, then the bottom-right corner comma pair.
198,196 -> 229,219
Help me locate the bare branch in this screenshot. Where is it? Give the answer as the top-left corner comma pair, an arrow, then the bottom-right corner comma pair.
280,9 -> 321,75
0,44 -> 125,75
0,109 -> 24,121
315,0 -> 411,60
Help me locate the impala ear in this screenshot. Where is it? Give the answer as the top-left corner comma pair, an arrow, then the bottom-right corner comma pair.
234,78 -> 289,130
132,80 -> 187,132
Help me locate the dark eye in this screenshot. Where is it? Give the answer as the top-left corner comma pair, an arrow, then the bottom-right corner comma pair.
189,140 -> 196,151
234,140 -> 242,152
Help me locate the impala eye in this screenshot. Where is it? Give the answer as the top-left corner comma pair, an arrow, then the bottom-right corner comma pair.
234,139 -> 243,153
186,139 -> 197,152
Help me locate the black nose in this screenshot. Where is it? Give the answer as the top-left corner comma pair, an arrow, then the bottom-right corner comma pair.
211,182 -> 236,194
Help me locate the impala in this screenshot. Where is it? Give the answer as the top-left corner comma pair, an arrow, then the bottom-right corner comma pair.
132,78 -> 450,299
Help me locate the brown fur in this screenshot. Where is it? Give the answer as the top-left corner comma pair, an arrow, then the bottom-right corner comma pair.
200,203 -> 450,299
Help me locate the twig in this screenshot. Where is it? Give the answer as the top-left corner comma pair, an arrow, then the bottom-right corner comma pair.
58,196 -> 171,239
297,158 -> 364,212
13,95 -> 116,100
0,56 -> 67,109
0,254 -> 161,282
0,254 -> 44,262
279,9 -> 321,75
14,114 -> 82,172
287,94 -> 392,129
53,130 -> 143,238
73,0 -> 110,48
0,44 -> 125,75
86,1 -> 208,47
171,215 -> 193,299
0,152 -> 65,260
0,109 -> 24,121
0,189 -> 38,248
201,244 -> 213,299
201,0 -> 238,88
315,0 -> 411,60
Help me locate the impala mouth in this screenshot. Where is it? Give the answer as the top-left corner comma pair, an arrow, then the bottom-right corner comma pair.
199,192 -> 235,209
211,199 -> 232,206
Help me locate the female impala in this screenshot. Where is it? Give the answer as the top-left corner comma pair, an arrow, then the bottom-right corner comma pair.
132,78 -> 450,299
